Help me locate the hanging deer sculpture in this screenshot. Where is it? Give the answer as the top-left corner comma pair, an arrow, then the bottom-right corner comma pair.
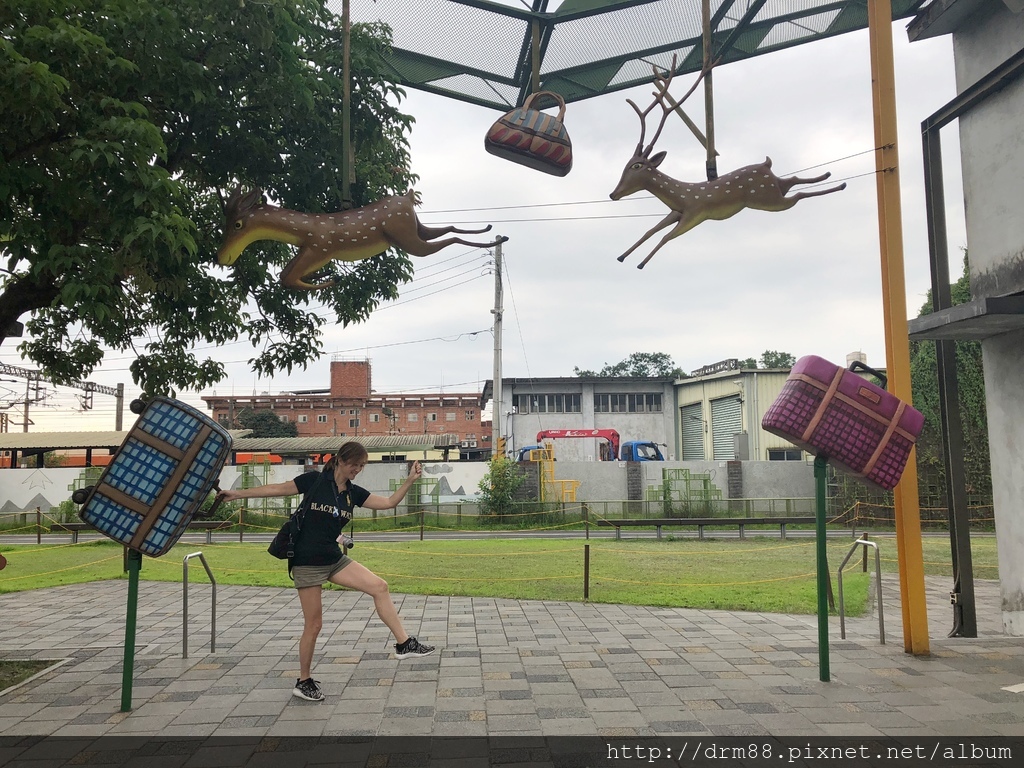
217,188 -> 508,289
610,64 -> 846,270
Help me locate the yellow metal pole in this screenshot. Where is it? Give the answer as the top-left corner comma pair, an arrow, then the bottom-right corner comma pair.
866,0 -> 929,655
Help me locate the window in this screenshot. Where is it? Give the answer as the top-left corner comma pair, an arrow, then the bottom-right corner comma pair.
349,409 -> 357,415
594,393 -> 663,413
370,413 -> 380,423
408,413 -> 418,422
317,414 -> 328,423
427,413 -> 437,422
768,448 -> 803,461
446,412 -> 456,422
279,415 -> 289,423
298,415 -> 308,423
349,418 -> 359,428
465,410 -> 476,420
513,393 -> 581,414
217,414 -> 230,425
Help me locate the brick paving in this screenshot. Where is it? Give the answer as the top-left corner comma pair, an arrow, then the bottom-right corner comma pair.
1,576 -> 1023,738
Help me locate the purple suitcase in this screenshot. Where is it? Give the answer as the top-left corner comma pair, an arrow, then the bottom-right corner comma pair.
761,355 -> 924,490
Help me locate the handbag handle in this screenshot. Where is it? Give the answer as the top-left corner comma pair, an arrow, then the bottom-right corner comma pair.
849,360 -> 887,390
522,90 -> 566,121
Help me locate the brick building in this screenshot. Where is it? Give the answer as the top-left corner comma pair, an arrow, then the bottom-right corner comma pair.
201,359 -> 490,454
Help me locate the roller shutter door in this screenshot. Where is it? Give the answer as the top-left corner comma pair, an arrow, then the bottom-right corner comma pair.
680,403 -> 704,460
711,396 -> 742,460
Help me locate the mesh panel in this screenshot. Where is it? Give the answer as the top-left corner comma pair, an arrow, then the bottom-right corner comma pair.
758,10 -> 843,49
342,0 -> 928,109
344,0 -> 527,80
543,0 -> 710,74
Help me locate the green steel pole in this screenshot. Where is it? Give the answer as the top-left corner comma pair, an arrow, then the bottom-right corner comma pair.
814,455 -> 830,682
121,549 -> 142,711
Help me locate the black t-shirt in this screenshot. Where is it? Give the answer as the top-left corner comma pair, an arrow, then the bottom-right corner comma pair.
290,469 -> 370,566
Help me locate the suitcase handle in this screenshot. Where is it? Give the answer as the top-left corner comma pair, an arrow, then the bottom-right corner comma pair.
849,360 -> 887,390
196,485 -> 225,520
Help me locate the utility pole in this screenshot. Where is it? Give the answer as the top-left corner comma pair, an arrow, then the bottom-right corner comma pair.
490,239 -> 504,457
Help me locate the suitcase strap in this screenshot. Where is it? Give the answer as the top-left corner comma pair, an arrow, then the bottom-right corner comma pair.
856,401 -> 907,479
799,368 -> 844,443
795,370 -> 915,476
127,424 -> 214,550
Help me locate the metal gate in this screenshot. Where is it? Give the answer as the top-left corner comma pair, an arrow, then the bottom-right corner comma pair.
711,396 -> 742,460
680,403 -> 703,460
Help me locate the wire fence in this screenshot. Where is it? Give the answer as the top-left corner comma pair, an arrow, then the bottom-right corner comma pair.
0,498 -> 1000,542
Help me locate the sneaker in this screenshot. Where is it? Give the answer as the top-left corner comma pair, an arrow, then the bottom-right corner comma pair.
293,677 -> 324,701
394,636 -> 435,659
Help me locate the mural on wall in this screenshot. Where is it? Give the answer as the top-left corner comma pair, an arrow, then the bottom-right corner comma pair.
0,462 -> 489,520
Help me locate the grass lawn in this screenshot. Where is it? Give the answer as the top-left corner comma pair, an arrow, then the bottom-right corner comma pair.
0,534 -> 997,617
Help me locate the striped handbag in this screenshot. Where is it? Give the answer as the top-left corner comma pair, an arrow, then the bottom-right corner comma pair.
485,91 -> 573,176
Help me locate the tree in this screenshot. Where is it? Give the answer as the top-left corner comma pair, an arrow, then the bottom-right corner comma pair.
477,455 -> 524,518
909,253 -> 990,503
574,352 -> 685,378
236,408 -> 298,438
1,0 -> 416,395
758,350 -> 796,369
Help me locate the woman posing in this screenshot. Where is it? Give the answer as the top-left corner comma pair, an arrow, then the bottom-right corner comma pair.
220,441 -> 434,701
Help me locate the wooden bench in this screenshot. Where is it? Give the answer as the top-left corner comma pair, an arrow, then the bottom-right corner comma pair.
595,516 -> 817,541
50,520 -> 232,544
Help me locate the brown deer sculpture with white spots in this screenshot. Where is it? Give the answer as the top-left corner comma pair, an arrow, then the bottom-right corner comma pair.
217,188 -> 508,289
609,63 -> 846,270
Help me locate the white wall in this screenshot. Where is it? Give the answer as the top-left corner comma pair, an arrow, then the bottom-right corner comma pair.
951,3 -> 1024,634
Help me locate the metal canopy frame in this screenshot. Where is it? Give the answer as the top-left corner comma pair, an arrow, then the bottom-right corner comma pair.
342,0 -> 929,111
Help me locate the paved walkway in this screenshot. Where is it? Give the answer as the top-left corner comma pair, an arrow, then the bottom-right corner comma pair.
1,575 -> 1023,740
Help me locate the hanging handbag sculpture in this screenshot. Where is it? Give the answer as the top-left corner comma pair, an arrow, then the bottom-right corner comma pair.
485,91 -> 573,176
761,356 -> 925,490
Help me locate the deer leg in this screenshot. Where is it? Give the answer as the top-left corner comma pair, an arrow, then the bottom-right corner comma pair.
281,247 -> 337,290
617,211 -> 681,263
785,182 -> 848,201
392,234 -> 508,258
777,171 -> 832,195
636,213 -> 706,269
417,221 -> 493,239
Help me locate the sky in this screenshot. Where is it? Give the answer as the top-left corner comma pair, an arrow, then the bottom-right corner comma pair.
1,11 -> 968,433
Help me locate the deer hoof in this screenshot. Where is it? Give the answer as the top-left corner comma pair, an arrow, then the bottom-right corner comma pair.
616,255 -> 627,263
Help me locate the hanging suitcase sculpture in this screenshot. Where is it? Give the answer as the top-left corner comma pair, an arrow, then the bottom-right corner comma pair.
761,356 -> 925,490
74,397 -> 232,556
484,91 -> 573,176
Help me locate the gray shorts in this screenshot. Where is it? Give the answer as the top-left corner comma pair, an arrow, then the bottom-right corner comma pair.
292,556 -> 353,589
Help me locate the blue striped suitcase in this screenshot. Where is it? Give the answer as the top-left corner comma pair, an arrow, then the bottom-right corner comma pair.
77,397 -> 232,556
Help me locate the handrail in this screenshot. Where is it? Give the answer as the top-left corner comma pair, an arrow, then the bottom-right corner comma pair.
837,538 -> 884,644
182,551 -> 216,659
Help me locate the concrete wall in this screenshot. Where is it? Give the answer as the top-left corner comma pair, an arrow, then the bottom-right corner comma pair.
0,460 -> 815,517
951,3 -> 1024,634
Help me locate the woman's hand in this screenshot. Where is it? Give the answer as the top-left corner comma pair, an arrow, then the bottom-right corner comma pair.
409,460 -> 423,481
219,489 -> 243,502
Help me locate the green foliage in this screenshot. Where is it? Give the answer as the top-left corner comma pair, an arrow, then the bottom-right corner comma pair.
910,253 -> 991,504
1,0 -> 416,395
574,351 -> 685,378
758,350 -> 796,369
477,456 -> 524,517
236,407 -> 298,438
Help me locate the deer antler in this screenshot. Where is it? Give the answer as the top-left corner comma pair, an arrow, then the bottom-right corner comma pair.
626,55 -> 716,157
